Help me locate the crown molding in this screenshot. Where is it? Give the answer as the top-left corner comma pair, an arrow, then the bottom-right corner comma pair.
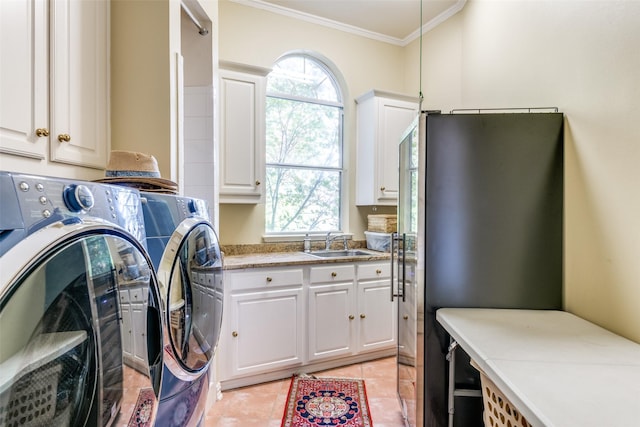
230,0 -> 466,47
404,0 -> 467,46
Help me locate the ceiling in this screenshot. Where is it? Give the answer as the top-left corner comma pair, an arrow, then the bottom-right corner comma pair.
230,0 -> 466,46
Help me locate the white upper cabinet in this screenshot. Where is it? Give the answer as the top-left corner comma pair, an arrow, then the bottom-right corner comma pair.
218,62 -> 271,204
0,0 -> 109,169
355,90 -> 418,206
50,0 -> 109,168
0,0 -> 48,160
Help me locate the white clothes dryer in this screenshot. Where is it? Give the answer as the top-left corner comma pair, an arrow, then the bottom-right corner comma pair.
0,172 -> 164,427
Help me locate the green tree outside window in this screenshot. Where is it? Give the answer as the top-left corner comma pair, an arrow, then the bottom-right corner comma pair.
265,55 -> 344,233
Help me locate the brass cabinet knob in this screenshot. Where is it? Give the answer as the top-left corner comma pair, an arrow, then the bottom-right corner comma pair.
331,272 -> 337,277
58,133 -> 71,142
376,269 -> 382,274
403,315 -> 409,320
348,315 -> 355,320
255,180 -> 261,186
35,128 -> 49,137
266,277 -> 273,282
360,314 -> 366,319
232,331 -> 238,337
380,186 -> 386,191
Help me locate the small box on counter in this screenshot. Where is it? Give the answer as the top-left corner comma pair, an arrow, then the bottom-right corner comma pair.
367,214 -> 397,233
364,231 -> 392,252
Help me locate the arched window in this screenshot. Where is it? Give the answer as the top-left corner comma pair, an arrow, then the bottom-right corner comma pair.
265,54 -> 344,233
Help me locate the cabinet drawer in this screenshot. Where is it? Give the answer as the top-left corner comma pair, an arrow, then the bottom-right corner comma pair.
129,287 -> 147,304
310,264 -> 355,283
192,270 -> 215,287
358,263 -> 391,280
226,268 -> 303,291
191,271 -> 202,284
119,290 -> 129,304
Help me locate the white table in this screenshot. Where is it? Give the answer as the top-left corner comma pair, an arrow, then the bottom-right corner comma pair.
436,308 -> 640,427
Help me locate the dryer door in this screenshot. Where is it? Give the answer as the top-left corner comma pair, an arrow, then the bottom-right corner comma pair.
156,218 -> 223,376
0,222 -> 163,427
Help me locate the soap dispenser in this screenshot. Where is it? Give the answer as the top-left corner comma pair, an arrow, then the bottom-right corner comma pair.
303,234 -> 311,253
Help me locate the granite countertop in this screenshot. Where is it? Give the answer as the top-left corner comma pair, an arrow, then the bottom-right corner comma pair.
223,250 -> 390,270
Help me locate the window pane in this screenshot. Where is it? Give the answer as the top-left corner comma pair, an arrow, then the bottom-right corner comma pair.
267,56 -> 339,102
266,97 -> 341,167
265,167 -> 341,232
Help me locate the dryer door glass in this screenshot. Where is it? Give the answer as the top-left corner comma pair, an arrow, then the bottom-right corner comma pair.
0,231 -> 163,427
166,223 -> 223,372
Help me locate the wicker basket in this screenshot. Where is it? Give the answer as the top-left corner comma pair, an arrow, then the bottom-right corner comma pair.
367,214 -> 397,233
478,368 -> 532,427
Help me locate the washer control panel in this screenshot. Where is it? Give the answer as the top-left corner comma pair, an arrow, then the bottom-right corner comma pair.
5,173 -> 146,242
63,184 -> 95,213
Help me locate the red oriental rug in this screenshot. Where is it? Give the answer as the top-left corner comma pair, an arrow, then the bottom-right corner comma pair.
127,388 -> 155,427
281,376 -> 373,427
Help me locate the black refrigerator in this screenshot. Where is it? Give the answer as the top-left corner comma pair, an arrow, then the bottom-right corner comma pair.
395,111 -> 564,427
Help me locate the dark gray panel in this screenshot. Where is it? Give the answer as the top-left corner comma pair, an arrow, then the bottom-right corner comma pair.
425,113 -> 563,310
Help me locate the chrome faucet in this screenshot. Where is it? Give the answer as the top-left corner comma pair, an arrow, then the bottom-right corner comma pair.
325,232 -> 333,250
325,232 -> 348,250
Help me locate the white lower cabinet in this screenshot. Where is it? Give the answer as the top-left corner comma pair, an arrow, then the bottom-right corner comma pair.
308,265 -> 356,361
308,262 -> 396,361
220,268 -> 304,381
119,283 -> 148,373
356,263 -> 396,352
220,260 -> 396,389
397,261 -> 416,364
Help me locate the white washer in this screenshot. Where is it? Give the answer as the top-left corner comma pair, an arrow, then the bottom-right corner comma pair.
0,171 -> 164,427
141,193 -> 223,427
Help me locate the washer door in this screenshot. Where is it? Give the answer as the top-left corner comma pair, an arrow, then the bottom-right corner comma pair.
0,223 -> 163,427
156,218 -> 223,376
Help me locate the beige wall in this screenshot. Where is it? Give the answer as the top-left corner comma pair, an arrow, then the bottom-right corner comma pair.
218,0 -> 410,244
111,0 -> 181,182
408,0 -> 640,343
220,0 -> 640,343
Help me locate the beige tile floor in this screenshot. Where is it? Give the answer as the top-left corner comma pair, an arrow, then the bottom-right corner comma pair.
203,356 -> 406,427
114,366 -> 156,427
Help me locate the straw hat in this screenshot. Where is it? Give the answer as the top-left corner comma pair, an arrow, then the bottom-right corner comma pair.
95,150 -> 178,193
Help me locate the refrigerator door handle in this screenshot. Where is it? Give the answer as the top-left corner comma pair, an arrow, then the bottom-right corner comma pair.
401,233 -> 406,302
390,232 -> 397,301
391,232 -> 406,301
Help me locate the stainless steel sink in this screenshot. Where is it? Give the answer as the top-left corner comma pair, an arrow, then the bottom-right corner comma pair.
305,249 -> 373,258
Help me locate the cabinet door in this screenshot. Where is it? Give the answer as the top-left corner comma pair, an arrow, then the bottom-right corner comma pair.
130,287 -> 148,370
357,262 -> 396,353
119,290 -> 133,357
357,280 -> 396,352
0,0 -> 48,160
219,68 -> 265,203
308,282 -> 356,361
131,302 -> 147,366
355,91 -> 417,206
398,262 -> 417,362
376,98 -> 417,202
50,0 -> 109,168
225,288 -> 303,378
